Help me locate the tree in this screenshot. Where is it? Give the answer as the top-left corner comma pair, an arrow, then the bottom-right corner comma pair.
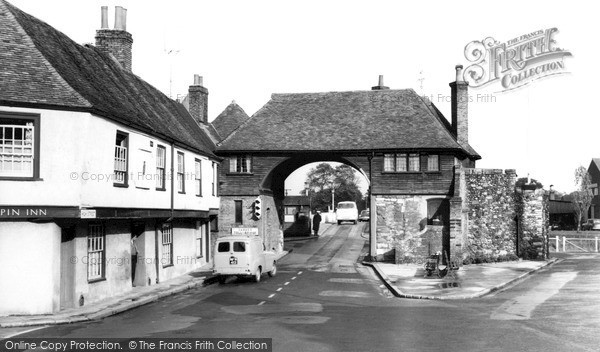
572,166 -> 593,232
302,163 -> 365,212
515,177 -> 543,189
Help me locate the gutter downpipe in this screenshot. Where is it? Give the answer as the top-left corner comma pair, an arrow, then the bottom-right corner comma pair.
368,152 -> 376,261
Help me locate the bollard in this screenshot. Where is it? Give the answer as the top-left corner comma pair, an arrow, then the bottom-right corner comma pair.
556,236 -> 559,252
596,237 -> 599,253
563,236 -> 566,253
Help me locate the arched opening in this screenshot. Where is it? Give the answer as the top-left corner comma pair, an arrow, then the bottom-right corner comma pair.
259,154 -> 370,236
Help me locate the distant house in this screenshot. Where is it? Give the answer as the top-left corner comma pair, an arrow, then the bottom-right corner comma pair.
282,196 -> 311,236
548,198 -> 576,230
587,159 -> 600,219
0,1 -> 219,316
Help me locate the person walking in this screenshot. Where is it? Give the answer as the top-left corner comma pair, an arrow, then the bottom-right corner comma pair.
312,210 -> 322,237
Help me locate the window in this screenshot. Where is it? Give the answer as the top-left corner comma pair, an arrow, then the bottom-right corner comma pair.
0,114 -> 40,179
156,145 -> 166,190
383,153 -> 412,172
427,155 -> 439,171
427,198 -> 449,225
114,131 -> 128,186
218,242 -> 230,252
408,154 -> 420,172
87,224 -> 105,281
177,152 -> 185,193
212,162 -> 218,196
229,155 -> 251,173
234,200 -> 243,224
195,159 -> 202,196
161,223 -> 173,267
195,221 -> 205,258
233,242 -> 246,252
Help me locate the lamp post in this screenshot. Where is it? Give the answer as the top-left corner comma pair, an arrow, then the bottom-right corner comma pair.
330,181 -> 335,212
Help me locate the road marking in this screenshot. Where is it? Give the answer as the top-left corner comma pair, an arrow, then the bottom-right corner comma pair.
222,303 -> 323,315
276,288 -> 282,292
258,301 -> 266,305
284,282 -> 290,285
328,278 -> 365,284
298,271 -> 303,275
491,272 -> 578,320
268,294 -> 275,298
1,326 -> 47,339
319,290 -> 372,298
273,316 -> 330,324
291,276 -> 297,280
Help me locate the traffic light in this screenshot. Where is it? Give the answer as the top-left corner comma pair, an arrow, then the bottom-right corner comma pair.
253,196 -> 262,220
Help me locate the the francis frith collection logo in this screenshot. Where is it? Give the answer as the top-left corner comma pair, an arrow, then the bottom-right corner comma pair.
463,28 -> 572,91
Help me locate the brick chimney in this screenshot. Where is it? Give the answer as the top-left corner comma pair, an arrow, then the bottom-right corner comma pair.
450,65 -> 468,145
371,75 -> 389,90
188,75 -> 208,124
95,6 -> 133,72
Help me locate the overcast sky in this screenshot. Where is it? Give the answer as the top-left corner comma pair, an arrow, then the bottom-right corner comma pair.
10,0 -> 598,194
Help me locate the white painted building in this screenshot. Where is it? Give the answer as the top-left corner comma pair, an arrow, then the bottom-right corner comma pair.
0,1 -> 220,315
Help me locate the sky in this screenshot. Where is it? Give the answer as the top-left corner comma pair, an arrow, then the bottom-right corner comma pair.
9,0 -> 599,194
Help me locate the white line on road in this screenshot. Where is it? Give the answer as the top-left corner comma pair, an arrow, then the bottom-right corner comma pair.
268,294 -> 275,298
291,276 -> 297,280
298,271 -> 303,275
284,282 -> 290,285
276,288 -> 282,292
491,272 -> 578,320
258,301 -> 266,305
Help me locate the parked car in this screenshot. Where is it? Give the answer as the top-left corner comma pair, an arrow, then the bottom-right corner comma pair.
358,210 -> 370,222
213,235 -> 276,283
336,201 -> 358,224
582,219 -> 600,231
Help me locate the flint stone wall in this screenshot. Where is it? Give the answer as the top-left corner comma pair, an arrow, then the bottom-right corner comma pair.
462,168 -> 518,259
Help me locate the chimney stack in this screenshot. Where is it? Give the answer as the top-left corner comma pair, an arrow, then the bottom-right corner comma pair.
188,75 -> 209,124
100,6 -> 108,29
450,65 -> 468,145
95,6 -> 133,72
371,75 -> 389,90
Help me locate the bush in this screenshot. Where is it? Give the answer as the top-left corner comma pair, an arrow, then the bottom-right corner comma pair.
463,253 -> 520,265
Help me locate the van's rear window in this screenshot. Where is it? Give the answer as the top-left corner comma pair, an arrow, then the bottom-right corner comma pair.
338,203 -> 355,209
218,242 -> 230,252
233,242 -> 246,252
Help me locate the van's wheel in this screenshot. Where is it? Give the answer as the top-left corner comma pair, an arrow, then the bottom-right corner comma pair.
218,276 -> 227,284
268,262 -> 277,277
254,268 -> 262,282
337,220 -> 341,225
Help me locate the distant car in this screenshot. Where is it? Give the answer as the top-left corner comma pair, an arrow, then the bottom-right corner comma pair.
336,201 -> 358,225
583,219 -> 600,231
358,210 -> 370,222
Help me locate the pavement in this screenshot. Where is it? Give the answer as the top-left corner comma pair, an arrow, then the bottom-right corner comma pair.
0,252 -> 289,329
364,257 -> 560,300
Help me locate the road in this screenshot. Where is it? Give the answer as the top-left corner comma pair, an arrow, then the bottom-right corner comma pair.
6,224 -> 600,351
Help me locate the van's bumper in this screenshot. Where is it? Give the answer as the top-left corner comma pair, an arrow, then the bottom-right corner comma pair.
213,267 -> 253,276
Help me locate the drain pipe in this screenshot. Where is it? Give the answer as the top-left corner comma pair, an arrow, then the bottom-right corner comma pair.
368,152 -> 375,261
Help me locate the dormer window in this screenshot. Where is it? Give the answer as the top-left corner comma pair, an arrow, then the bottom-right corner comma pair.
114,131 -> 128,186
229,155 -> 251,173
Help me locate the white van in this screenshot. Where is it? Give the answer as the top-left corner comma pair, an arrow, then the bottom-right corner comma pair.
336,201 -> 359,225
213,235 -> 277,283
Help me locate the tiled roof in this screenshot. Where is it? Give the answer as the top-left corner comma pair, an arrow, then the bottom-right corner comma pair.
591,158 -> 600,172
283,196 -> 310,206
217,89 -> 480,159
0,0 -> 216,158
212,101 -> 250,141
